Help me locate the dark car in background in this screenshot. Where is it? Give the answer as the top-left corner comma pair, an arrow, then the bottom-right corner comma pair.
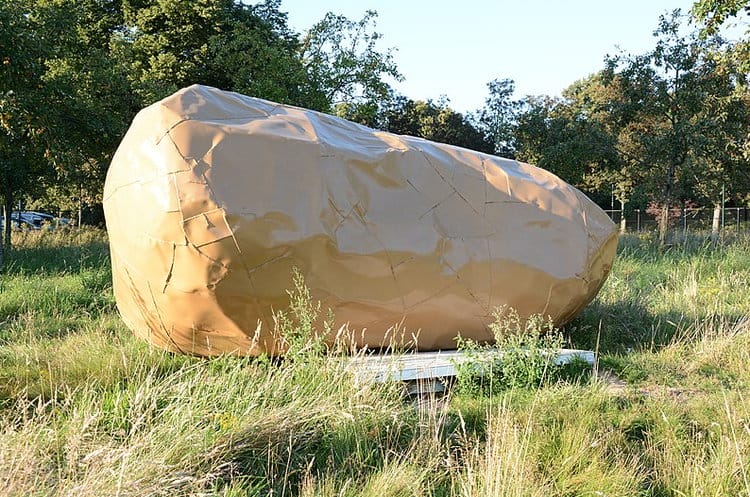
0,211 -> 71,230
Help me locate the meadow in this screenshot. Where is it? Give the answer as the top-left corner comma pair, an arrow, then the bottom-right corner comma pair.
0,228 -> 749,496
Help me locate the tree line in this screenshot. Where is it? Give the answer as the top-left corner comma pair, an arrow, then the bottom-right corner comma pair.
1,0 -> 748,268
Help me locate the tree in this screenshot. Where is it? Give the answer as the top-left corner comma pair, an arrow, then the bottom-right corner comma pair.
692,0 -> 749,74
0,0 -> 53,269
514,95 -> 605,187
692,0 -> 749,34
300,10 -> 402,118
692,1 -> 750,235
0,0 -> 139,269
516,24 -> 748,240
114,0 -> 320,107
476,78 -> 519,157
604,10 -> 742,246
34,0 -> 137,226
562,73 -> 641,234
514,88 -> 630,234
378,96 -> 493,153
514,81 -> 621,199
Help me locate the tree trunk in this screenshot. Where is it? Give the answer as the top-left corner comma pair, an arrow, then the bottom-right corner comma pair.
619,198 -> 627,234
0,203 -> 5,272
659,162 -> 678,249
78,184 -> 83,228
659,202 -> 670,248
2,195 -> 13,271
711,203 -> 721,243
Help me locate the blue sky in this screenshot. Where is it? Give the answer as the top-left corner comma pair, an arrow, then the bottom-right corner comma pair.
279,0 -> 700,113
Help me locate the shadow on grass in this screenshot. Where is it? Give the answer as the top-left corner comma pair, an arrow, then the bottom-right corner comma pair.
566,298 -> 749,355
3,228 -> 110,276
565,299 -> 662,354
565,232 -> 750,354
5,240 -> 110,276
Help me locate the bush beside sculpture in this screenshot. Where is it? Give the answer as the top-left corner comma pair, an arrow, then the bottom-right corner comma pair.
103,85 -> 618,356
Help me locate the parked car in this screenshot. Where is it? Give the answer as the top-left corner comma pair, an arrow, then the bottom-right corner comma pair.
0,211 -> 70,230
0,212 -> 35,230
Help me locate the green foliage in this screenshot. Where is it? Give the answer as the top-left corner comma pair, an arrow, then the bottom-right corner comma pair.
1,0 -> 136,265
692,0 -> 749,36
301,10 -> 402,115
515,89 -> 621,189
455,307 -> 580,395
488,309 -> 564,390
476,78 -> 519,157
0,0 -> 54,260
35,0 -> 136,221
116,0 -> 320,108
692,0 -> 750,78
374,96 -> 494,153
603,11 -> 748,245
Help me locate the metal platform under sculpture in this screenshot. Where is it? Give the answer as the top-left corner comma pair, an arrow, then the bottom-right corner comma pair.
345,348 -> 596,394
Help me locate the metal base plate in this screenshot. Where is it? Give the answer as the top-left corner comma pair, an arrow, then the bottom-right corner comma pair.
346,348 -> 595,390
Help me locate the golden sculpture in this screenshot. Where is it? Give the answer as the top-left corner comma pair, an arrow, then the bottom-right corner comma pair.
103,85 -> 617,356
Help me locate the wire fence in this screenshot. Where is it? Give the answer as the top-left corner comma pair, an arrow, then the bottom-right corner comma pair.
604,207 -> 750,233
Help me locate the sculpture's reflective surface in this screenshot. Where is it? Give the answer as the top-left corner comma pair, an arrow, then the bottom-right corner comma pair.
104,85 -> 617,356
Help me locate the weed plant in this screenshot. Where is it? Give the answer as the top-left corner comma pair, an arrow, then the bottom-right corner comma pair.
1,229 -> 750,496
454,308 -> 588,395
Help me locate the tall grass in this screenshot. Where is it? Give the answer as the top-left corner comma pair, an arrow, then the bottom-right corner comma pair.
1,229 -> 750,496
571,231 -> 750,352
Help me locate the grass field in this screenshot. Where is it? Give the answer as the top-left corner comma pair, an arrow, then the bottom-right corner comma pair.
1,228 -> 749,496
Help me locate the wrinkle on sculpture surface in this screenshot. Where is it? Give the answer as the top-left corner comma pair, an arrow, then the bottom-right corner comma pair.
104,85 -> 618,357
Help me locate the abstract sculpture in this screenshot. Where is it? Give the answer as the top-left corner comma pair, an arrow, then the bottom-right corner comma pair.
104,85 -> 617,356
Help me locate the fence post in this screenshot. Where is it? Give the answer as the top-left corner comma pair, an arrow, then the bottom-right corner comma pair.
636,209 -> 640,231
683,206 -> 687,239
737,208 -> 740,233
721,184 -> 725,232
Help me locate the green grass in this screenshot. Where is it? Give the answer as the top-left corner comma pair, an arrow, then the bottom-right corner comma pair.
1,228 -> 750,496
